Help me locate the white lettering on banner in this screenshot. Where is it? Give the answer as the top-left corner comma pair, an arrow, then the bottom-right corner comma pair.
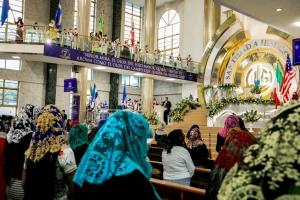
223,39 -> 292,83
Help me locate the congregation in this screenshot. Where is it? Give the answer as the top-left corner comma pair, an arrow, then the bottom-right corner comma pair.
0,101 -> 299,199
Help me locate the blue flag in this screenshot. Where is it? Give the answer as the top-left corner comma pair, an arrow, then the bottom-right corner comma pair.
122,80 -> 126,110
54,0 -> 62,29
1,0 -> 10,26
91,83 -> 98,111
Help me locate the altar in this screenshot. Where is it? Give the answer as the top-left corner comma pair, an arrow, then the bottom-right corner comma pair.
153,105 -> 166,123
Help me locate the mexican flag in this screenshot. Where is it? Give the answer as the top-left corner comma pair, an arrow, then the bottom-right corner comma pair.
274,62 -> 282,109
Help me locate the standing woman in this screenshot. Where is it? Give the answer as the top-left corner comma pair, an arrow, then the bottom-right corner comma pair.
162,129 -> 195,186
68,124 -> 89,165
4,104 -> 39,200
22,105 -> 77,200
186,126 -> 208,167
216,115 -> 240,153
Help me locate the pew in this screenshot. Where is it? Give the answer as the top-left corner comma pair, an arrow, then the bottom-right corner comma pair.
151,178 -> 205,200
150,161 -> 211,189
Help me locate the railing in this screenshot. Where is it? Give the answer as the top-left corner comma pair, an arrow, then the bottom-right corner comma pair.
0,24 -> 200,73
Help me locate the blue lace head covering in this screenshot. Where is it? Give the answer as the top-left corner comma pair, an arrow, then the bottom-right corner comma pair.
68,124 -> 88,150
73,110 -> 153,187
25,105 -> 67,162
186,124 -> 199,138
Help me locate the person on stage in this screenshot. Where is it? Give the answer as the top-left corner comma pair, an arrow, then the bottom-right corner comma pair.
162,97 -> 171,125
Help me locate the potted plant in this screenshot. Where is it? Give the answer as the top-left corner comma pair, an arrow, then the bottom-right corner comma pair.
243,110 -> 260,132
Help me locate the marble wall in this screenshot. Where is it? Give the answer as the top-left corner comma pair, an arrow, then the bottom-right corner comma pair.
24,0 -> 50,26
62,0 -> 76,30
153,80 -> 182,107
55,65 -> 72,114
96,0 -> 114,40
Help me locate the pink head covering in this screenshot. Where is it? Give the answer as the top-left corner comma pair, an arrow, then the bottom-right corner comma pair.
219,115 -> 240,137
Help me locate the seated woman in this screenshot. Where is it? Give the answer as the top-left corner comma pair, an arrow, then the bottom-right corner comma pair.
216,115 -> 240,153
205,128 -> 256,200
218,101 -> 300,200
73,111 -> 160,200
22,105 -> 77,200
162,129 -> 195,186
155,121 -> 168,148
68,124 -> 89,165
186,126 -> 208,167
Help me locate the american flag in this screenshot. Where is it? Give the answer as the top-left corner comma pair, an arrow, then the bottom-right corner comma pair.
280,55 -> 296,103
130,20 -> 135,46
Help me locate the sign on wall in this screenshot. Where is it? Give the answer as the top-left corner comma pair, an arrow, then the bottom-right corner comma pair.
64,78 -> 77,92
293,38 -> 300,65
44,45 -> 200,83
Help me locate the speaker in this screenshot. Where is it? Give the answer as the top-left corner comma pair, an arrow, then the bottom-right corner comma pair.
72,65 -> 79,73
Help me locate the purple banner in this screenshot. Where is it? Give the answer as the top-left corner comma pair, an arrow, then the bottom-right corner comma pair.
64,78 -> 77,92
71,95 -> 80,121
44,44 -> 201,82
293,38 -> 300,65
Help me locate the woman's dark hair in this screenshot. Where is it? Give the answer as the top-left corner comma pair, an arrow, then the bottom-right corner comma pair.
238,117 -> 247,131
164,129 -> 185,154
3,133 -> 32,185
24,152 -> 58,200
88,126 -> 99,143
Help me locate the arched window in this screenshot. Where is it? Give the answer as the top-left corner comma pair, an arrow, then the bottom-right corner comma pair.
158,10 -> 180,56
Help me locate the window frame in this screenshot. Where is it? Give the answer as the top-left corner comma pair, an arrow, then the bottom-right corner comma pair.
121,74 -> 140,88
74,0 -> 96,33
124,2 -> 142,44
0,59 -> 21,70
157,10 -> 180,56
0,79 -> 19,107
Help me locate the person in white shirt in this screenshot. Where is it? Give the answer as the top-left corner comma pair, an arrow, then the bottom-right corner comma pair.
162,129 -> 195,186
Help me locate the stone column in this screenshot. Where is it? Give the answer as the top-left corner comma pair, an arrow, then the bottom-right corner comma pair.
75,66 -> 88,122
203,0 -> 220,48
141,77 -> 154,114
144,0 -> 156,52
77,0 -> 91,36
45,63 -> 57,105
109,73 -> 119,109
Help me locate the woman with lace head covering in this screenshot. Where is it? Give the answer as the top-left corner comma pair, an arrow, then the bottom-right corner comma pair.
22,105 -> 77,200
205,128 -> 256,200
216,114 -> 240,152
218,101 -> 300,200
155,121 -> 168,148
73,111 -> 160,200
3,104 -> 39,200
68,124 -> 89,165
186,126 -> 208,167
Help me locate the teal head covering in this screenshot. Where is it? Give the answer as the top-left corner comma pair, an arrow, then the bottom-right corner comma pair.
68,124 -> 88,150
73,111 -> 153,187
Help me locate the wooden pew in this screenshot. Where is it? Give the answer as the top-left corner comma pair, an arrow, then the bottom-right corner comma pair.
150,161 -> 211,188
151,178 -> 205,200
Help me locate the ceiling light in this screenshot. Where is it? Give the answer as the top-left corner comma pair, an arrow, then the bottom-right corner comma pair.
12,56 -> 20,59
276,8 -> 282,11
166,78 -> 175,81
133,73 -> 144,76
294,22 -> 300,27
95,66 -> 106,70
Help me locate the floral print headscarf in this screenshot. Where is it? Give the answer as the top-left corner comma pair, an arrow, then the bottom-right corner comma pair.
25,105 -> 67,162
218,101 -> 300,200
7,104 -> 39,144
219,115 -> 240,137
